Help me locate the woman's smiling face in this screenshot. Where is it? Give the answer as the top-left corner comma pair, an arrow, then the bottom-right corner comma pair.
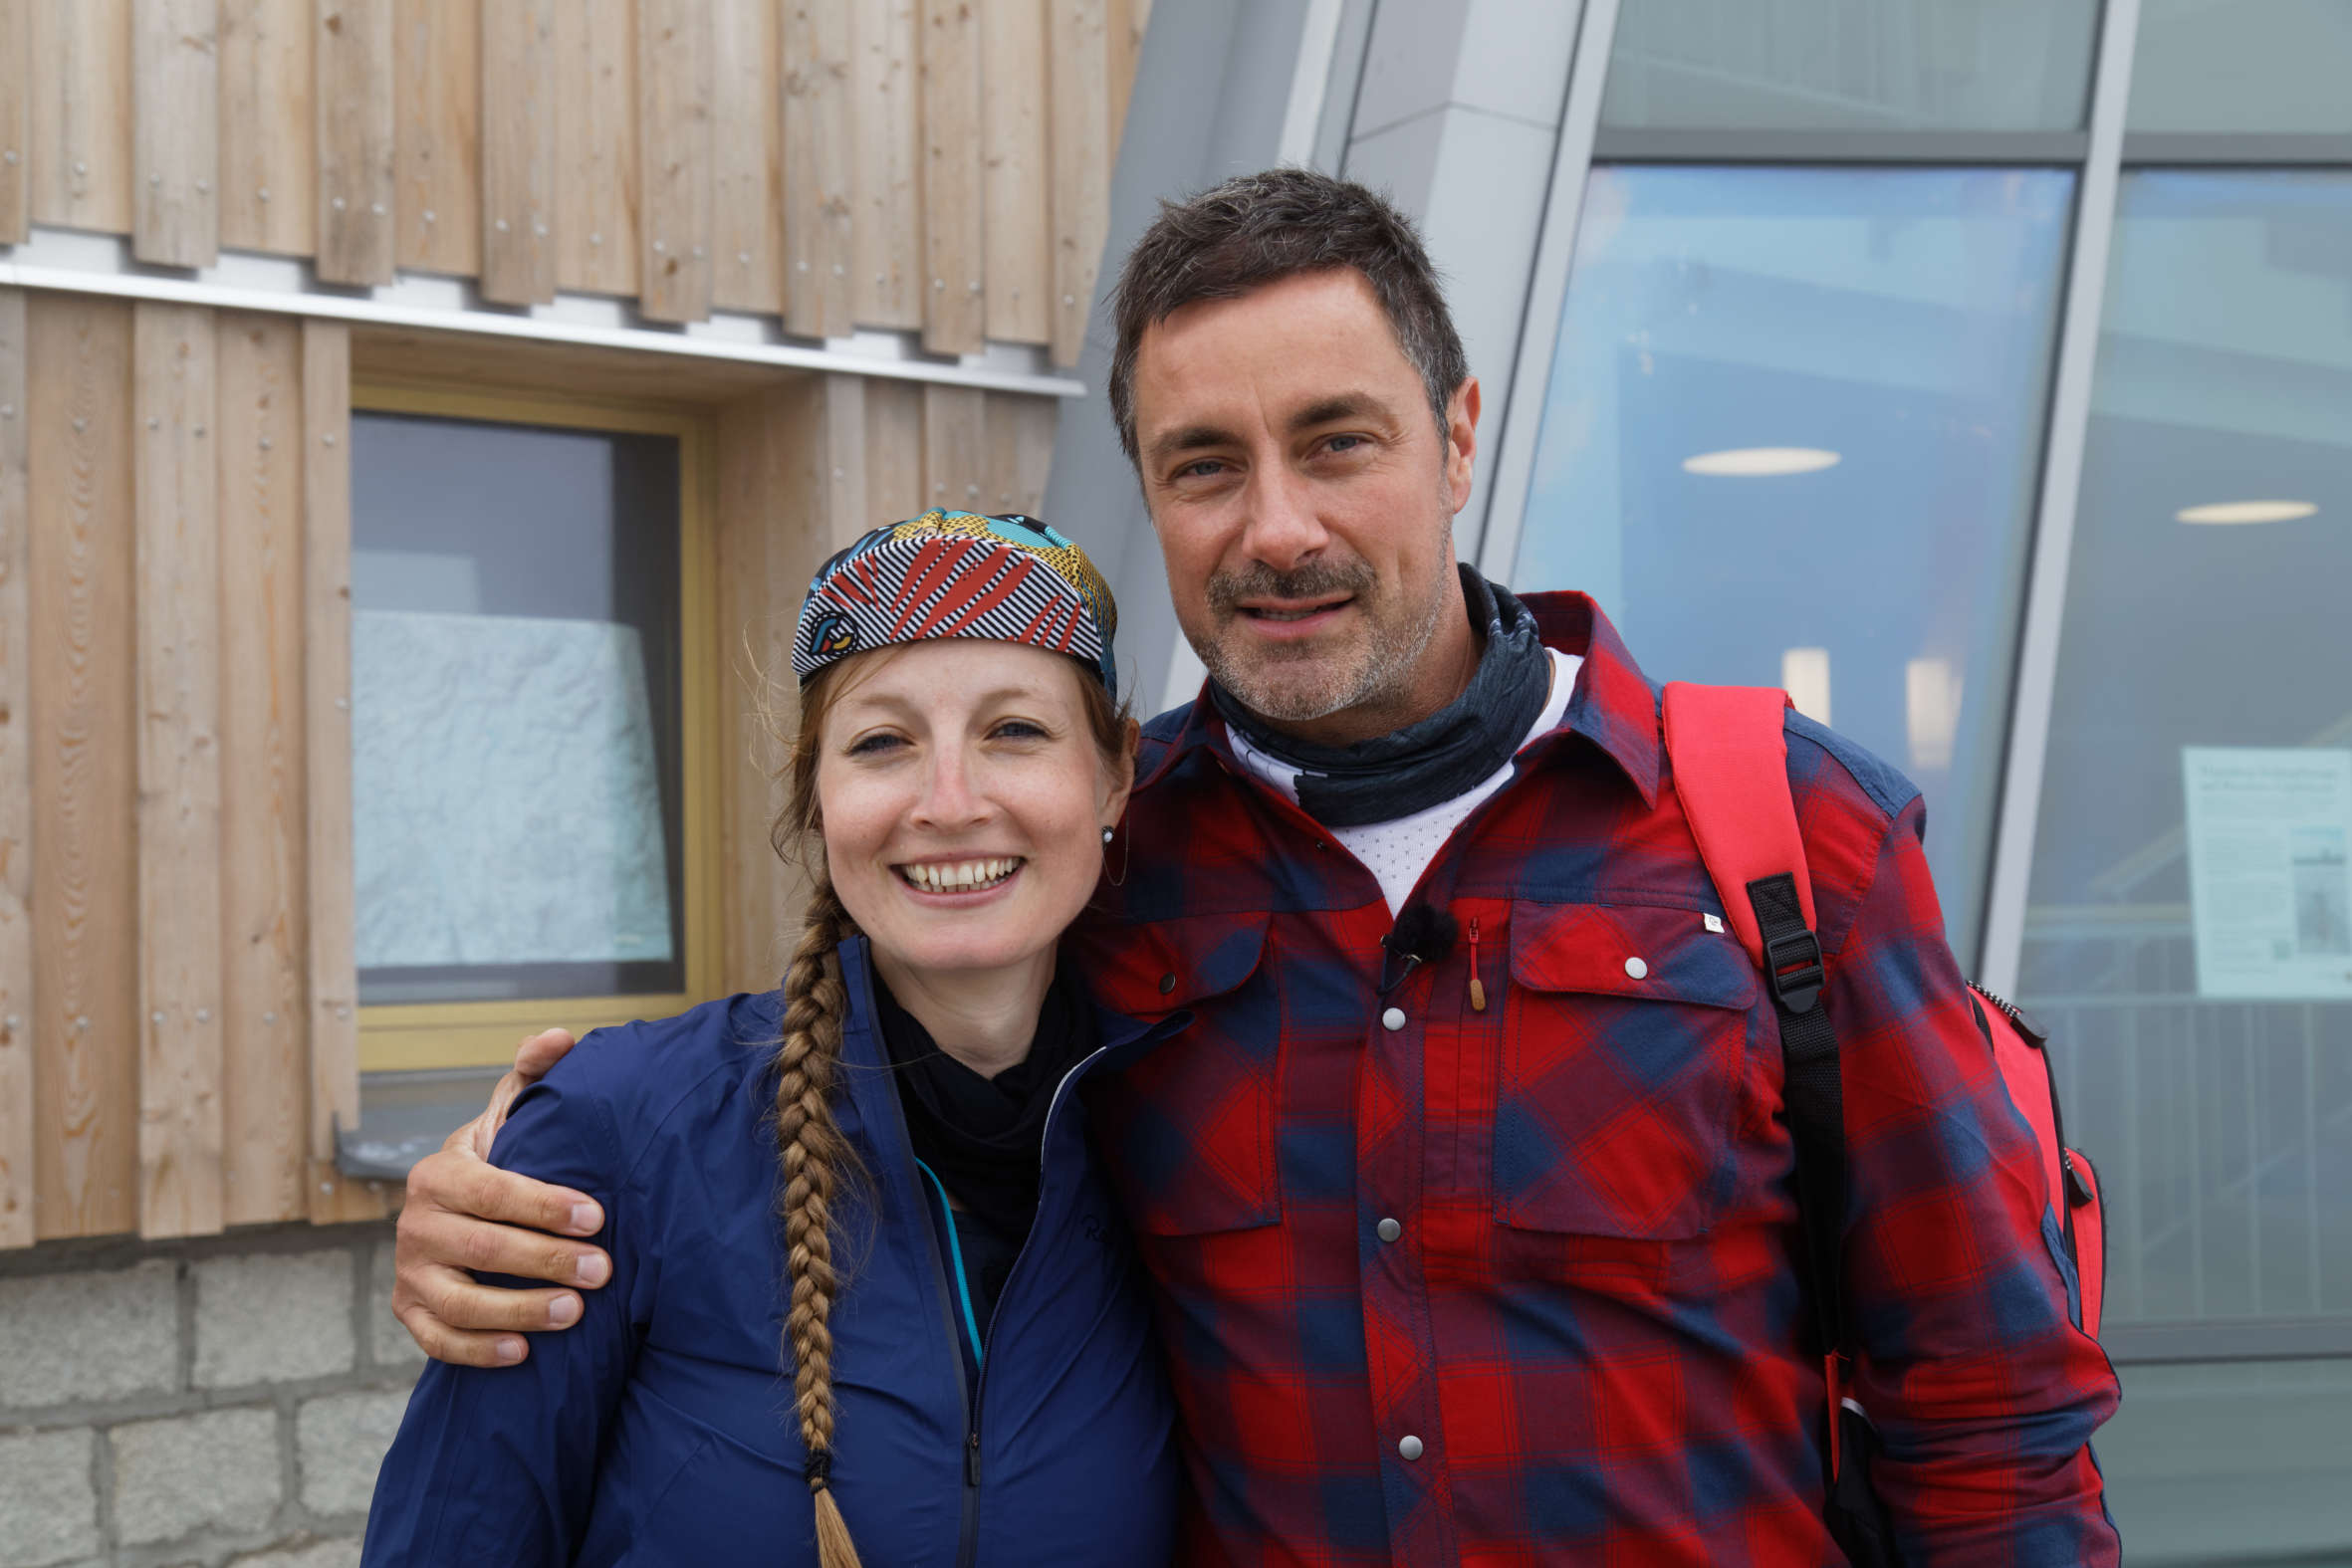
815,640 -> 1131,981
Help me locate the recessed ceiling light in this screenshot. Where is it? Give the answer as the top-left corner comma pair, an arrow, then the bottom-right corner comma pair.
1682,447 -> 1841,478
2176,500 -> 2318,525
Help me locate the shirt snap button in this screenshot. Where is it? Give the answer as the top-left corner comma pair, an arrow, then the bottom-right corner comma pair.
1158,973 -> 1176,995
1398,1435 -> 1424,1461
1623,956 -> 1649,980
1380,1006 -> 1406,1031
1376,1218 -> 1402,1243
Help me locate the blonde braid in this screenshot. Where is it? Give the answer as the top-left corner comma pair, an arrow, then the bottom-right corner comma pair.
773,876 -> 864,1568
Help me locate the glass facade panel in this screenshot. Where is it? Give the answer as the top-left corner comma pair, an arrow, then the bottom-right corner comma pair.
2094,1360 -> 2352,1564
2017,171 -> 2352,1562
2128,0 -> 2352,134
1600,0 -> 2100,131
1512,165 -> 2073,960
351,412 -> 686,1006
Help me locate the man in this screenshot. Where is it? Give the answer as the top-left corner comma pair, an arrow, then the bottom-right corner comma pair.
391,170 -> 2119,1564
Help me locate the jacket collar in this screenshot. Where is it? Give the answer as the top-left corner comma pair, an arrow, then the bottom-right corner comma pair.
831,933 -> 1189,1079
1135,588 -> 1660,809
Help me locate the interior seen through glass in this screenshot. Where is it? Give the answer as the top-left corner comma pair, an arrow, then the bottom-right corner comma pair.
1512,163 -> 2074,965
349,411 -> 686,1006
1600,0 -> 2100,132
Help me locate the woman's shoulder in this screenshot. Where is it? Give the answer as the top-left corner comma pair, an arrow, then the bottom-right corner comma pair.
491,992 -> 785,1189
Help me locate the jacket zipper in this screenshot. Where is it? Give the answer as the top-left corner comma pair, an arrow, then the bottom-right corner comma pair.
936,1039 -> 1115,1568
907,1150 -> 983,1568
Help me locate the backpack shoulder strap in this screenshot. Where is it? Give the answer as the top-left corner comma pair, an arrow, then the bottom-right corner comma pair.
1660,682 -> 1817,968
1661,682 -> 1846,1362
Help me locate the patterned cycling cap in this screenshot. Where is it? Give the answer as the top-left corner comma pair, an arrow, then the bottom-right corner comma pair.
793,510 -> 1119,693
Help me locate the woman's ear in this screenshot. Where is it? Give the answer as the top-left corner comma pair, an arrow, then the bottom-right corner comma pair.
1100,717 -> 1140,828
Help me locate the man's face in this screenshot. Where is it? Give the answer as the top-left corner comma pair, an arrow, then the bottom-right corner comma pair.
1129,269 -> 1479,739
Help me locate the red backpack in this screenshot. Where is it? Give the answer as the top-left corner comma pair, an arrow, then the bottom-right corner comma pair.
1660,682 -> 2107,1565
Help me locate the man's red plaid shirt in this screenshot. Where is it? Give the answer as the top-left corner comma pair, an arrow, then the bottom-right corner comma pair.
1073,592 -> 2120,1566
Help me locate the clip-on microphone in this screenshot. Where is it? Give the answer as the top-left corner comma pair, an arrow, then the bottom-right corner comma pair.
1379,904 -> 1459,995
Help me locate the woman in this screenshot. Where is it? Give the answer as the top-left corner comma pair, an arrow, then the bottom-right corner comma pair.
364,512 -> 1180,1567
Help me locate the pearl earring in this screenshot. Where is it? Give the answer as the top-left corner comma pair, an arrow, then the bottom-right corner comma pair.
1101,826 -> 1114,844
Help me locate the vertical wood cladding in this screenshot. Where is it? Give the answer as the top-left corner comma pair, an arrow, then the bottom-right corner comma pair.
315,0 -> 398,285
1,288 -> 1070,1243
130,301 -> 227,1239
0,290 -> 31,1248
12,3 -> 1141,363
28,295 -> 138,1241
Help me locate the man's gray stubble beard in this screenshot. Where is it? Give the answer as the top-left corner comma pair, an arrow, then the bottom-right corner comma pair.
1195,553 -> 1455,726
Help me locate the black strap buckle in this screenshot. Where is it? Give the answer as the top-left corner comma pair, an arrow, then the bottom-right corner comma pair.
1765,928 -> 1825,1014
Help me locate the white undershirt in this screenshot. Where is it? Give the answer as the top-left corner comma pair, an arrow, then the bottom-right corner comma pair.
1227,648 -> 1582,914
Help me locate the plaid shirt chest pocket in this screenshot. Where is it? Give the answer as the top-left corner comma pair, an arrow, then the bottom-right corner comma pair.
1496,900 -> 1760,1240
1085,912 -> 1281,1237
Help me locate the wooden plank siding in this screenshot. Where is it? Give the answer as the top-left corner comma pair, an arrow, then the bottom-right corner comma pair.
131,302 -> 226,1239
863,378 -> 925,530
28,296 -> 138,1241
217,0 -> 314,256
713,371 -> 878,998
715,382 -> 805,999
921,384 -> 987,515
781,0 -> 853,339
634,0 -> 714,324
850,0 -> 922,331
1048,0 -> 1110,367
708,0 -> 783,317
555,0 -> 637,298
10,4 -> 1149,356
0,285 -> 1086,1244
301,316 -> 382,1227
981,0 -> 1049,346
983,390 -> 1058,519
214,311 -> 310,1228
131,0 -> 220,268
0,290 -> 31,1247
478,0 -> 555,304
316,0 -> 396,285
0,0 -> 28,243
393,0 -> 480,276
299,320 -> 357,1167
30,0 -> 135,236
919,0 -> 984,355
1106,0 -> 1151,165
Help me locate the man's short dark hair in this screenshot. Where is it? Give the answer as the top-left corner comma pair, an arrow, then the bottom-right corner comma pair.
1107,168 -> 1470,465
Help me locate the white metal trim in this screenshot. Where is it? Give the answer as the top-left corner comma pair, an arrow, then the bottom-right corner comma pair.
0,228 -> 1087,398
1472,0 -> 1621,583
1281,0 -> 1350,166
1978,0 -> 2145,998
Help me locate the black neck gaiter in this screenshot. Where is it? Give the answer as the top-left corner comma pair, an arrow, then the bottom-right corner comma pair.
873,962 -> 1096,1319
1210,566 -> 1552,827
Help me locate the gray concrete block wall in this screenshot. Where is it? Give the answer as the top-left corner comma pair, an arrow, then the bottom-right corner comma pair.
0,1224 -> 420,1568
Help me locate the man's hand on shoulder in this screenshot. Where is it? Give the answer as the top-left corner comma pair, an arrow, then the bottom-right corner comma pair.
391,1028 -> 614,1367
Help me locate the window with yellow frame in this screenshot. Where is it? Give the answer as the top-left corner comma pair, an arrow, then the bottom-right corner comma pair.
349,384 -> 722,1072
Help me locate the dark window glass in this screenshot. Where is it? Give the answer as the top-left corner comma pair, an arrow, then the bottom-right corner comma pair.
2017,170 -> 2352,1560
1513,165 -> 2073,961
350,412 -> 685,1005
1601,0 -> 2100,131
2128,0 -> 2352,134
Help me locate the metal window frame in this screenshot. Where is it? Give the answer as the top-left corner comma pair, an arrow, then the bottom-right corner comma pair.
2105,1319 -> 2352,1367
1979,0 -> 2144,999
1479,0 -> 2352,1368
1472,0 -> 1623,582
2122,132 -> 2352,166
1592,128 -> 2092,164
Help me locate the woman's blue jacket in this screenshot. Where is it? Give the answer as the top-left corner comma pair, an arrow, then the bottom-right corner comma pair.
363,937 -> 1185,1567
